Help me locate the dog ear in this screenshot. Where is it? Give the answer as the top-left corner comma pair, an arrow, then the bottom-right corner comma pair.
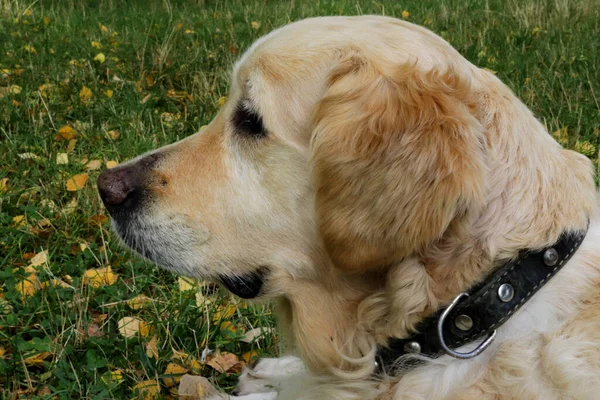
311,57 -> 486,272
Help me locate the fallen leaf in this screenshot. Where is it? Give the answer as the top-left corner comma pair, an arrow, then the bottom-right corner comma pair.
15,274 -> 40,300
105,89 -> 113,98
206,352 -> 239,373
9,85 -> 22,94
140,93 -> 151,104
79,86 -> 93,103
242,350 -> 259,364
178,276 -> 196,292
117,317 -> 143,338
12,215 -> 25,227
132,380 -> 160,399
251,21 -> 261,30
101,370 -> 124,386
91,311 -> 108,324
219,321 -> 240,336
178,375 -> 219,399
127,294 -> 152,310
86,323 -> 103,338
37,386 -> 51,396
82,266 -> 119,287
55,125 -> 76,140
89,214 -> 108,225
29,250 -> 48,266
145,335 -> 159,359
212,304 -> 236,324
85,159 -> 102,170
107,129 -> 120,140
0,178 -> 8,192
56,153 -> 69,165
106,160 -> 118,169
162,363 -> 188,387
24,351 -> 52,366
0,347 -> 6,358
66,173 -> 88,191
91,41 -> 102,49
67,139 -> 77,152
93,53 -> 106,63
217,96 -> 227,107
171,350 -> 202,372
240,327 -> 275,343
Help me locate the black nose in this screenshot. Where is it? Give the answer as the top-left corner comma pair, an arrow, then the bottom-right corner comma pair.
97,167 -> 138,209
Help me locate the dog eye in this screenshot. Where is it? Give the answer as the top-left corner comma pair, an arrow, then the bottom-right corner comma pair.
232,101 -> 266,138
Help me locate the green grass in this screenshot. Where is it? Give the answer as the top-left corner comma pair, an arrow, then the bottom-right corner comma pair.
1,0 -> 599,398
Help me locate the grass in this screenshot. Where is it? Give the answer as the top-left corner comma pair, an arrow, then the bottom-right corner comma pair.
0,0 -> 599,398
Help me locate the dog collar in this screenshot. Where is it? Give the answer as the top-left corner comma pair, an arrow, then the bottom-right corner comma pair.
375,227 -> 588,375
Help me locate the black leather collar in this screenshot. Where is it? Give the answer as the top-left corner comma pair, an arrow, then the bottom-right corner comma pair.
375,228 -> 588,375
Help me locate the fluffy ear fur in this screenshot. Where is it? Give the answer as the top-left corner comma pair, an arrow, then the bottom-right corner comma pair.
311,56 -> 487,272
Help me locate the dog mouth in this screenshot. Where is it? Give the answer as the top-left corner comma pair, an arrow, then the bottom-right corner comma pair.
219,267 -> 268,299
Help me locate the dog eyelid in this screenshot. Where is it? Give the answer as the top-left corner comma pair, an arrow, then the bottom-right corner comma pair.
232,100 -> 267,138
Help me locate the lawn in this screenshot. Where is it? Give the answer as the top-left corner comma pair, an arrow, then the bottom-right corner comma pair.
0,0 -> 598,398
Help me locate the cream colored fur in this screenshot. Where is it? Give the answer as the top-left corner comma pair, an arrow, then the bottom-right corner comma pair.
114,16 -> 600,400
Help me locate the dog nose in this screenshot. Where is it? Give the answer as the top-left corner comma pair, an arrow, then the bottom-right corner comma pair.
97,167 -> 137,208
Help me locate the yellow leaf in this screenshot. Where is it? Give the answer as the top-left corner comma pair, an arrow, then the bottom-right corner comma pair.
91,41 -> 102,49
80,86 -> 93,103
145,335 -> 159,360
29,250 -> 48,266
219,321 -> 240,336
56,153 -> 69,165
402,10 -> 410,18
85,159 -> 102,170
66,173 -> 88,191
178,276 -> 196,292
9,85 -> 22,94
23,45 -> 36,54
83,266 -> 119,287
575,140 -> 597,157
94,53 -> 106,63
101,370 -> 124,386
242,350 -> 259,363
162,363 -> 188,387
251,21 -> 261,30
12,215 -> 25,227
55,125 -> 76,141
108,129 -> 120,140
0,347 -> 6,358
217,96 -> 227,107
15,273 -> 40,300
171,350 -> 202,372
106,160 -> 118,169
23,9 -> 33,17
132,380 -> 160,399
117,317 -> 143,338
67,139 -> 77,152
100,25 -> 109,33
0,178 -> 7,193
24,351 -> 52,366
127,294 -> 152,310
105,89 -> 113,98
43,16 -> 51,25
206,352 -> 239,373
212,304 -> 237,324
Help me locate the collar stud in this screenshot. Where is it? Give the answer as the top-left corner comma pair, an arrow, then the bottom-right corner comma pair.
403,341 -> 422,354
498,283 -> 515,302
543,248 -> 559,266
455,314 -> 473,331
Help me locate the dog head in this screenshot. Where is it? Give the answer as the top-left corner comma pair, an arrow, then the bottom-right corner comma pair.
97,16 -> 486,300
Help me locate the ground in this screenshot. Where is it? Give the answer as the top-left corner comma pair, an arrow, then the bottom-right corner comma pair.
0,0 -> 599,399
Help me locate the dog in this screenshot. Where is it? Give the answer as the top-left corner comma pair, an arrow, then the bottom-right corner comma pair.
97,16 -> 600,400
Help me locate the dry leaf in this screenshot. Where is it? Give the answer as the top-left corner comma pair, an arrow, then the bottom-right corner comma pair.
24,351 -> 52,366
29,250 -> 48,266
127,294 -> 152,310
93,53 -> 106,63
162,363 -> 188,387
145,335 -> 159,359
67,139 -> 77,152
178,276 -> 196,292
80,86 -> 93,103
206,352 -> 239,373
217,96 -> 227,107
240,327 -> 274,343
117,317 -> 143,338
56,153 -> 69,165
101,370 -> 124,386
219,321 -> 240,336
66,173 -> 88,191
86,323 -> 103,338
107,130 -> 120,140
55,126 -> 76,141
105,89 -> 113,98
41,279 -> 71,290
85,159 -> 102,170
89,214 -> 109,225
0,347 -> 6,358
106,160 -> 118,169
132,380 -> 160,399
212,304 -> 236,324
242,350 -> 259,364
251,21 -> 261,30
82,266 -> 119,287
91,41 -> 102,49
178,375 -> 219,399
15,273 -> 40,300
0,178 -> 8,193
12,215 -> 25,227
171,350 -> 202,372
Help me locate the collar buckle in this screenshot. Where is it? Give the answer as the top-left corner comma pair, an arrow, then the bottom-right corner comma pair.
437,292 -> 497,359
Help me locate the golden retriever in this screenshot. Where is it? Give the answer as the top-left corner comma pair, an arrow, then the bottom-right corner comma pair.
97,16 -> 600,400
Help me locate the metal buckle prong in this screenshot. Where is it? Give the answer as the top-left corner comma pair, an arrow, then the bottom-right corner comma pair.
437,292 -> 497,359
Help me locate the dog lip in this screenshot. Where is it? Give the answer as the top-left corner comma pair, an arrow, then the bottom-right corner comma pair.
219,267 -> 268,299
